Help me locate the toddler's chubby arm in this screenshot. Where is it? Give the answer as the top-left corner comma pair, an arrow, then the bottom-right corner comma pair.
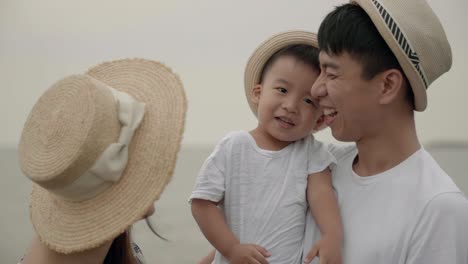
303,169 -> 343,264
191,199 -> 270,264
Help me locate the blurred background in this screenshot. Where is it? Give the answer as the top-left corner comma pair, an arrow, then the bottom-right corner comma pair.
1,0 -> 467,263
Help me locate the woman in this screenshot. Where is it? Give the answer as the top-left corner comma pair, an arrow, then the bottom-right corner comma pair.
18,58 -> 187,264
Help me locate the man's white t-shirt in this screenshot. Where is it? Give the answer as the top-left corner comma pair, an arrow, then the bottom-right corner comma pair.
303,144 -> 468,264
190,131 -> 335,264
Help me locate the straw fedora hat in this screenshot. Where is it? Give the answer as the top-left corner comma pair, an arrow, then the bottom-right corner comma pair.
244,30 -> 318,117
18,58 -> 186,253
351,0 -> 452,111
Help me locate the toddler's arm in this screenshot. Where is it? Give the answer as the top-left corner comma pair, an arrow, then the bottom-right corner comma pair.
303,169 -> 343,264
197,249 -> 215,264
191,199 -> 270,264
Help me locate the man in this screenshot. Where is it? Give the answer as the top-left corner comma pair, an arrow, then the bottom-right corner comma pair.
303,0 -> 468,263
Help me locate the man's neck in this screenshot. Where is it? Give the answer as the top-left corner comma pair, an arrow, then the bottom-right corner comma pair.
353,116 -> 420,176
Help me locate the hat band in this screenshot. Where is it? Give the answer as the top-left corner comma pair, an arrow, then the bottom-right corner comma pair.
371,0 -> 429,88
51,85 -> 146,201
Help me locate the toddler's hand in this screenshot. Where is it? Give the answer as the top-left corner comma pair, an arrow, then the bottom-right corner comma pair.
227,243 -> 270,264
303,235 -> 342,264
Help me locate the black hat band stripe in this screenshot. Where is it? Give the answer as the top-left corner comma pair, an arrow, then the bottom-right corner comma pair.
371,0 -> 429,88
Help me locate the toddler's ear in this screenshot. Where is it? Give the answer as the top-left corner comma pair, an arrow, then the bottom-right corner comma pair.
251,84 -> 262,104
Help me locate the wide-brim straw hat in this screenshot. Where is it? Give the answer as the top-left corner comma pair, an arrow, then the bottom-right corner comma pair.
18,58 -> 186,253
351,0 -> 452,111
244,30 -> 318,117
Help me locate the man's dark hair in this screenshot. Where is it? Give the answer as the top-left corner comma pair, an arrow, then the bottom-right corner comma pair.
318,3 -> 414,104
259,44 -> 320,84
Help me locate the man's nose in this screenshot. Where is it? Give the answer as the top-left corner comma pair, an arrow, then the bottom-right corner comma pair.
310,73 -> 327,100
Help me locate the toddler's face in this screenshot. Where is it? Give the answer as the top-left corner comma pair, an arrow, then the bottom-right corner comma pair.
252,55 -> 322,147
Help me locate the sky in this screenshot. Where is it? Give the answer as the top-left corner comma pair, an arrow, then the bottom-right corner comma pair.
1,0 -> 467,147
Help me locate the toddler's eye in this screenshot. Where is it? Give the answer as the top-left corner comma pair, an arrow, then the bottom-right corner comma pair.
276,87 -> 287,93
304,98 -> 317,107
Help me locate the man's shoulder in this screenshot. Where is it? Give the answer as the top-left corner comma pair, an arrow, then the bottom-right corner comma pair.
416,149 -> 462,195
416,192 -> 468,235
406,191 -> 468,264
427,192 -> 468,215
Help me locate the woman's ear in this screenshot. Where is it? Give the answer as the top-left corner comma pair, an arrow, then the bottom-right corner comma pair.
379,69 -> 404,105
251,84 -> 262,104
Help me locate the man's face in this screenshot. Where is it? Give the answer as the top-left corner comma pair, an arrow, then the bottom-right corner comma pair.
310,51 -> 382,142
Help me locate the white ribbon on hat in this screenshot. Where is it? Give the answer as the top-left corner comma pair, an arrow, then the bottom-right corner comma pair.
52,87 -> 146,201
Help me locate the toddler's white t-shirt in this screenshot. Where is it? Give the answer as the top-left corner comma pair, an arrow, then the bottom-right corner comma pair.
190,131 -> 335,264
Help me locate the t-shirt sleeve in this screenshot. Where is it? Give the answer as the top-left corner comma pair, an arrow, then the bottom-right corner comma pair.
406,192 -> 468,264
188,135 -> 229,203
326,142 -> 356,160
308,139 -> 337,174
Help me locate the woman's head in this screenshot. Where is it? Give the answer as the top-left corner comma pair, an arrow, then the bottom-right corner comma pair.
18,58 -> 186,254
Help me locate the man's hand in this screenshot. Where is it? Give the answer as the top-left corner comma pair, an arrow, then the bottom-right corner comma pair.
303,235 -> 342,264
227,244 -> 270,264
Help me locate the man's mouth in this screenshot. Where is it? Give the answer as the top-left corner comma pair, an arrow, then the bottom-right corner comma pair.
323,108 -> 338,125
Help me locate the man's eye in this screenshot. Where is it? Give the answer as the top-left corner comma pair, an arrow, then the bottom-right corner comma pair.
327,73 -> 337,80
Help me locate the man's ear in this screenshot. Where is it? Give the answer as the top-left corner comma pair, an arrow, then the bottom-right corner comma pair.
378,69 -> 404,105
251,84 -> 262,104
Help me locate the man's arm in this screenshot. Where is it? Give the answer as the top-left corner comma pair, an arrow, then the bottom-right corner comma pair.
406,192 -> 468,264
304,169 -> 343,264
191,199 -> 270,264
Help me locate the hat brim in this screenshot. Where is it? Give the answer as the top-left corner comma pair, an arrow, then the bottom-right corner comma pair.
244,31 -> 319,116
29,59 -> 186,253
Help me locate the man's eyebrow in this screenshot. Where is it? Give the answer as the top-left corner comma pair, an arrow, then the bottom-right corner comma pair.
320,61 -> 340,70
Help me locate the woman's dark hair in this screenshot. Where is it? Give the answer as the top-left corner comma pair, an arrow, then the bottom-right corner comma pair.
258,44 -> 320,84
104,218 -> 166,264
104,231 -> 136,264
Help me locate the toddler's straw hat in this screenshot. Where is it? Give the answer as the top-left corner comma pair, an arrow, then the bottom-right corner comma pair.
18,58 -> 186,253
244,30 -> 318,116
351,0 -> 452,111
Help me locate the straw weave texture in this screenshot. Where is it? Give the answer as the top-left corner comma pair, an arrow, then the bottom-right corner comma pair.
20,58 -> 186,253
